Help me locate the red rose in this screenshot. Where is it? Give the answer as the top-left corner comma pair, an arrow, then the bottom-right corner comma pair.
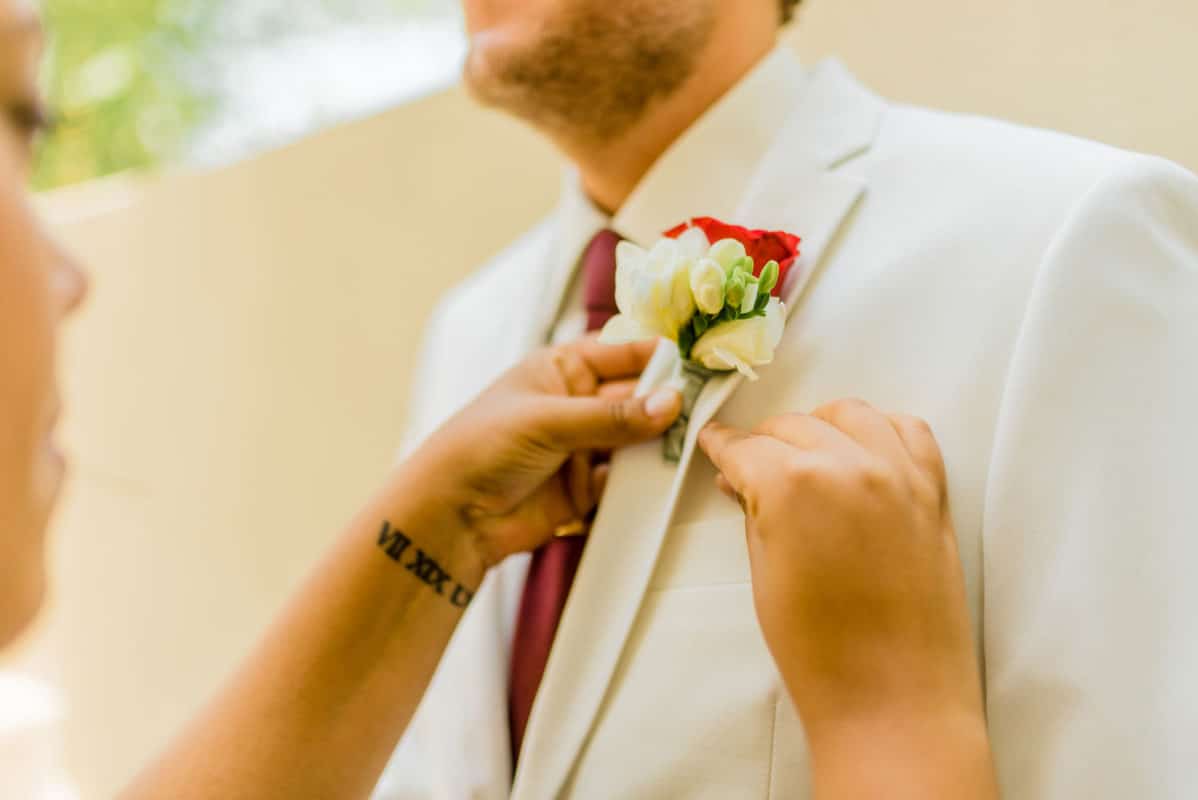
664,217 -> 801,297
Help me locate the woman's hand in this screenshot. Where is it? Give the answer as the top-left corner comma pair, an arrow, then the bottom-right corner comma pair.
125,337 -> 679,800
404,336 -> 681,569
699,399 -> 997,799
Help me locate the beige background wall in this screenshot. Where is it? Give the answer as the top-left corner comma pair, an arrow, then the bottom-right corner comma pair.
791,0 -> 1197,173
4,1 -> 1196,796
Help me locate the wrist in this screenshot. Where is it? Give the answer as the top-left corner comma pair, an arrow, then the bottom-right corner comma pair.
378,456 -> 491,584
805,706 -> 996,799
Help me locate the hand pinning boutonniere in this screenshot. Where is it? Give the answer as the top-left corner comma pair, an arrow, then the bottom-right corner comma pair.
599,217 -> 801,462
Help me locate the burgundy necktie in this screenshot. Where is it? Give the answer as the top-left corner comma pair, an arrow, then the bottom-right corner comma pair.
508,229 -> 621,763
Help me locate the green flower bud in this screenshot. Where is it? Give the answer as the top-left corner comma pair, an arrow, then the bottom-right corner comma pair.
725,271 -> 747,310
740,280 -> 760,314
758,260 -> 780,296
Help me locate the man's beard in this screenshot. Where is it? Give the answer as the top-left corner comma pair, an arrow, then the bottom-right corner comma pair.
465,0 -> 717,145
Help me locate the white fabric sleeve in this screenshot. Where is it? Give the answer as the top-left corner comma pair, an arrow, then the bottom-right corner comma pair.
982,155 -> 1198,797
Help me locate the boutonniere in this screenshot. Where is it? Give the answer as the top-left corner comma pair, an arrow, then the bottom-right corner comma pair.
599,217 -> 801,462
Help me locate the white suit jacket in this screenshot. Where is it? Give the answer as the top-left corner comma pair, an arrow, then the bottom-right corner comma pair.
374,49 -> 1198,799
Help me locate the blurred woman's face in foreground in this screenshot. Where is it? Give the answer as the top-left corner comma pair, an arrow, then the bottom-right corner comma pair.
0,0 -> 87,648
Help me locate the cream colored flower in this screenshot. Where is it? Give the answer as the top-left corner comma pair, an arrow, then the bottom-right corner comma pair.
689,257 -> 726,315
690,297 -> 786,380
707,238 -> 748,274
600,228 -> 707,344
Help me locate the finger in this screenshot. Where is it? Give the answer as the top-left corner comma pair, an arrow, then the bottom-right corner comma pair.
591,462 -> 611,503
539,387 -> 682,450
810,398 -> 909,464
571,337 -> 662,382
714,473 -> 739,504
888,414 -> 948,488
527,475 -> 582,540
698,421 -> 796,509
753,412 -> 858,453
597,379 -> 639,401
551,346 -> 599,397
567,450 -> 593,515
697,421 -> 753,482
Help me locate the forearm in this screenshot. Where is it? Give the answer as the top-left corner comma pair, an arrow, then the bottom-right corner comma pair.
123,460 -> 483,800
806,708 -> 998,800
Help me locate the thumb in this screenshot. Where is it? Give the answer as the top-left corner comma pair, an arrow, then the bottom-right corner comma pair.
539,387 -> 682,451
697,421 -> 755,494
697,421 -> 790,506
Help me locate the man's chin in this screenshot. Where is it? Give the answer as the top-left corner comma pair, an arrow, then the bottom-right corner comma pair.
461,36 -> 512,107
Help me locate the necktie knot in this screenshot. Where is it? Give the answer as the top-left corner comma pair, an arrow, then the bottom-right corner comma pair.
582,229 -> 621,332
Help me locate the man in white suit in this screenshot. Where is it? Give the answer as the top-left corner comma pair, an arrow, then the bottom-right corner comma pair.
376,0 -> 1198,796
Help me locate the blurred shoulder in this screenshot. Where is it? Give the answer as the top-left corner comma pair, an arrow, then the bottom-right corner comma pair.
882,105 -> 1121,199
845,98 -> 1197,263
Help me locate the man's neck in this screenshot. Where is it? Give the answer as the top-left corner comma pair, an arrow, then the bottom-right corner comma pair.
557,21 -> 779,215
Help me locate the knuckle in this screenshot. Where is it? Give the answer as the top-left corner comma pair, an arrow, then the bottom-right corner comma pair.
550,348 -> 589,396
528,345 -> 556,374
753,412 -> 799,436
899,413 -> 935,438
547,345 -> 570,372
814,397 -> 868,422
908,471 -> 942,510
853,457 -> 900,497
780,456 -> 819,488
912,415 -> 935,436
607,399 -> 634,432
834,397 -> 871,413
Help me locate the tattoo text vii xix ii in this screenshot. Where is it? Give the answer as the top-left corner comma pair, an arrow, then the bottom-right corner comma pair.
376,521 -> 475,609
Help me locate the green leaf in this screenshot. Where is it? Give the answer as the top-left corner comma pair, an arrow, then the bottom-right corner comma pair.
678,322 -> 696,360
693,315 -> 709,337
754,291 -> 771,313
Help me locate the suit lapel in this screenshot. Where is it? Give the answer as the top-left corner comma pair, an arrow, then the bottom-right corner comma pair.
511,60 -> 885,800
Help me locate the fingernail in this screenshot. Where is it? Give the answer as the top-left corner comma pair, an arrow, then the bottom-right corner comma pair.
645,388 -> 680,419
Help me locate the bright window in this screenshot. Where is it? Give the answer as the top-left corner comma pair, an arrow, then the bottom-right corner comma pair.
37,0 -> 465,188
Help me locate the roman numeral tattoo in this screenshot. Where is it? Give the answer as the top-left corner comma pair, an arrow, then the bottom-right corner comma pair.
376,521 -> 475,609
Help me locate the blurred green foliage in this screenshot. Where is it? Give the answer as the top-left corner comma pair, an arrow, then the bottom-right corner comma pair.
34,0 -> 214,189
33,0 -> 446,190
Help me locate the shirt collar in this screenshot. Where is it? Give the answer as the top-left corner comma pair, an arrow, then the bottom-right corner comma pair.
556,168 -> 611,273
552,45 -> 806,272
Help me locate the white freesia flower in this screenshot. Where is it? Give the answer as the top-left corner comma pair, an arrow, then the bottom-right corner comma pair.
689,257 -> 726,315
707,238 -> 748,274
600,228 -> 708,344
690,297 -> 786,380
